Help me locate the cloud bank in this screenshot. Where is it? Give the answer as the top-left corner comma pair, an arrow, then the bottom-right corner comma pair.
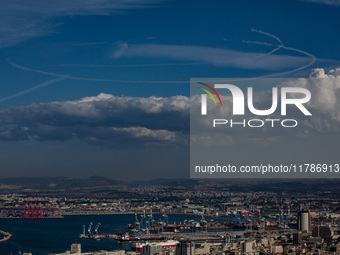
0,93 -> 189,148
0,68 -> 339,147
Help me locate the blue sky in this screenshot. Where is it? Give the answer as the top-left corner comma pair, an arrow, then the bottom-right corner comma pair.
0,0 -> 339,180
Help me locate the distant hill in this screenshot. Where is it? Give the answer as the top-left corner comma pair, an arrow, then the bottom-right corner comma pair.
0,176 -> 339,195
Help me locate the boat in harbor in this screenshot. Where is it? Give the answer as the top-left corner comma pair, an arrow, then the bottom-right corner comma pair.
132,240 -> 179,252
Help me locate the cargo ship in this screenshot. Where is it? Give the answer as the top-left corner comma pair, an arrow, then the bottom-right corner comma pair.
132,240 -> 179,252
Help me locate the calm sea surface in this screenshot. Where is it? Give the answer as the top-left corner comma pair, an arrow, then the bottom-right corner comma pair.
0,214 -> 211,255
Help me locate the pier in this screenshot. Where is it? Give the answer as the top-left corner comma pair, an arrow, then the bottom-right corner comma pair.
79,231 -> 236,243
0,230 -> 12,242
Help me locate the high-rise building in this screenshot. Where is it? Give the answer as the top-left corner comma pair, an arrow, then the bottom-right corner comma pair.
312,225 -> 334,239
293,231 -> 302,245
142,244 -> 162,255
176,241 -> 195,255
240,241 -> 253,253
298,205 -> 311,233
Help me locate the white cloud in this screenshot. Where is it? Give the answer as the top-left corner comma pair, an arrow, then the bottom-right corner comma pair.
301,0 -> 340,6
113,43 -> 312,71
112,126 -> 187,146
0,0 -> 159,47
284,68 -> 340,124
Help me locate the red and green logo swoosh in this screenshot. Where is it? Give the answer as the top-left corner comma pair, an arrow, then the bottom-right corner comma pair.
197,82 -> 222,106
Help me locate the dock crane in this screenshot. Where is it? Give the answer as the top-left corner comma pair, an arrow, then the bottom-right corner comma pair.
94,222 -> 101,234
88,222 -> 93,235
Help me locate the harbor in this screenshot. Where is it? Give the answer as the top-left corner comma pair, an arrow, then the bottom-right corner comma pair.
77,205 -> 293,245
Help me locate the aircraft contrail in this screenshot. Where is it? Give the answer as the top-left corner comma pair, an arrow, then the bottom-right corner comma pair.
241,40 -> 275,47
251,28 -> 283,45
244,29 -> 316,77
5,29 -> 318,101
0,78 -> 65,103
57,62 -> 206,68
8,59 -> 189,84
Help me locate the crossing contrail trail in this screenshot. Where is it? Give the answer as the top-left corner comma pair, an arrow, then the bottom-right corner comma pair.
251,28 -> 283,45
5,29 -> 318,102
243,29 -> 316,77
242,39 -> 283,57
